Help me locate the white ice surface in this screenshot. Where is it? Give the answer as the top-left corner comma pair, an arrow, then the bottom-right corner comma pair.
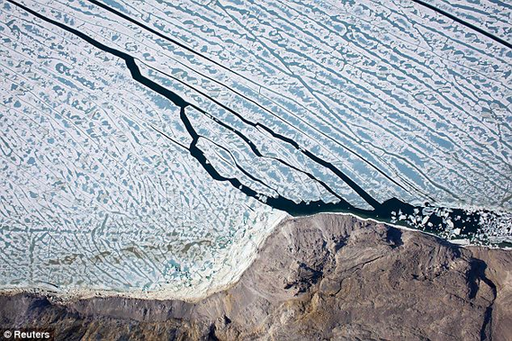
0,0 -> 510,297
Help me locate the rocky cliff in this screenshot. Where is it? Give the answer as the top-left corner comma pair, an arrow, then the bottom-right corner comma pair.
1,214 -> 511,340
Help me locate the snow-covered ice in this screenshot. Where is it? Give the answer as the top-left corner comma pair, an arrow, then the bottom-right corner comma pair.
0,0 -> 510,297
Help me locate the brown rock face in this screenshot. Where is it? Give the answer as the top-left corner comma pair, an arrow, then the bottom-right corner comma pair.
1,214 -> 511,340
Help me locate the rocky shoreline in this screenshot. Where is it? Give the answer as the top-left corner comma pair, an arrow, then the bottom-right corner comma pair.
1,214 -> 511,340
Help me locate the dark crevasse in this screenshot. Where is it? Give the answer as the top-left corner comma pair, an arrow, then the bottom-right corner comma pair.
90,0 -> 421,201
6,0 -> 506,245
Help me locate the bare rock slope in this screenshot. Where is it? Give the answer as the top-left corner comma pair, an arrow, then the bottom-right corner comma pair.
1,214 -> 511,340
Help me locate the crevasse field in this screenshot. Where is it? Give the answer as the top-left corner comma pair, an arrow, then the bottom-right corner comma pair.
0,0 -> 511,298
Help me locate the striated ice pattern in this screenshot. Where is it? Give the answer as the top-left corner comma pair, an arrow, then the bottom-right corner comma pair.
0,0 -> 511,297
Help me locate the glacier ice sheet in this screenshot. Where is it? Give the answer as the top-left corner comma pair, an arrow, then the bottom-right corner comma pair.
0,0 -> 511,296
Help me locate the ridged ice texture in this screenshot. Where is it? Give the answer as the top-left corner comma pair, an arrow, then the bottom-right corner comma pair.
423,0 -> 511,41
0,0 -> 510,294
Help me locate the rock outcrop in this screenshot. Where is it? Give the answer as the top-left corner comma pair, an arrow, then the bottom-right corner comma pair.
1,214 -> 511,340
